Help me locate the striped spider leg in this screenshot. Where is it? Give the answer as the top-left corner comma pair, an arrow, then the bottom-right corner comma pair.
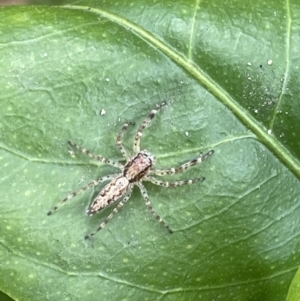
47,101 -> 214,239
147,149 -> 214,186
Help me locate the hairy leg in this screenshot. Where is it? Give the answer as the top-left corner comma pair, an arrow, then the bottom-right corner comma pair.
153,150 -> 214,176
133,102 -> 167,153
138,182 -> 173,233
68,140 -> 124,169
147,176 -> 205,187
116,121 -> 135,159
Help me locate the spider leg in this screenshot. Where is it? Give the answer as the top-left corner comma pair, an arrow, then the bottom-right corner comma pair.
68,140 -> 124,169
133,101 -> 167,153
137,182 -> 173,234
84,185 -> 133,239
152,150 -> 214,176
116,121 -> 135,159
147,176 -> 205,187
47,174 -> 118,215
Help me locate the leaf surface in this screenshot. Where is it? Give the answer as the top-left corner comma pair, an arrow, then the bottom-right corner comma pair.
0,2 -> 300,301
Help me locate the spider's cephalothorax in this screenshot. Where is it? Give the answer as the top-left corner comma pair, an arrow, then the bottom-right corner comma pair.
124,150 -> 155,182
47,102 -> 214,239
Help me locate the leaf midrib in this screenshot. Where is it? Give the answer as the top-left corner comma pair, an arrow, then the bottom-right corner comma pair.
62,4 -> 300,180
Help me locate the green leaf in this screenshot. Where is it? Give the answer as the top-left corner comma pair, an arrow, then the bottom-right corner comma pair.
1,2 -> 300,301
287,268 -> 300,301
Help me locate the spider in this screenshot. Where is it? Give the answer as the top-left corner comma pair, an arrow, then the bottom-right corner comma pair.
47,102 -> 214,239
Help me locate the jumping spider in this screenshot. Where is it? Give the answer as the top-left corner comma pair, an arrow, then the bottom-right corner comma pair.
48,102 -> 214,239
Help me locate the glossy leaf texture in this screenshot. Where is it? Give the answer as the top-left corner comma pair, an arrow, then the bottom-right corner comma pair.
0,1 -> 300,301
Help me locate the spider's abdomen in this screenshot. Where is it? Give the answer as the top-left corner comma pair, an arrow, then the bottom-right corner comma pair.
124,151 -> 154,182
87,175 -> 129,215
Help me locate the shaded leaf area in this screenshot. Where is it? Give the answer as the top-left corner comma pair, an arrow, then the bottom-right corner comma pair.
0,291 -> 14,301
0,2 -> 300,301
